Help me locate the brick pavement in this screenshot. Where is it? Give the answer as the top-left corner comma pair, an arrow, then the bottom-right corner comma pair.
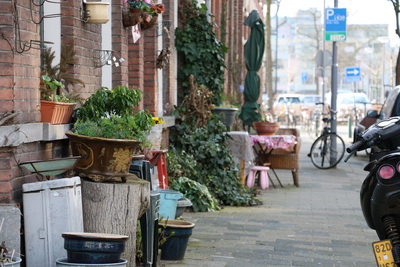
162,126 -> 379,267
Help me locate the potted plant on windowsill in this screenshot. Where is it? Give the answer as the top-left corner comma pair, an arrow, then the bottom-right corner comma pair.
66,85 -> 160,182
40,75 -> 77,125
40,45 -> 83,124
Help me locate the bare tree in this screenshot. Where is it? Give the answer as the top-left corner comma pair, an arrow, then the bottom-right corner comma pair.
265,0 -> 274,109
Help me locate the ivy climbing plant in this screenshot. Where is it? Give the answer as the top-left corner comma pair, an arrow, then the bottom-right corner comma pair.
175,0 -> 227,106
169,75 -> 261,210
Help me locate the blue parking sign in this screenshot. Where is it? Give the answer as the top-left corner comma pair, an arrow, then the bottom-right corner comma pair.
325,8 -> 347,41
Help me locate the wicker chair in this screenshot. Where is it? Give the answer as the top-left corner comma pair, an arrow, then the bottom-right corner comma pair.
267,128 -> 301,187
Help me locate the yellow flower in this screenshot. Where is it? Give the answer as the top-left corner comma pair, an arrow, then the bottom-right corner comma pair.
152,117 -> 164,125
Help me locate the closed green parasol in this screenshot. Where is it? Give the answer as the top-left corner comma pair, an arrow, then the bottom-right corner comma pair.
238,10 -> 265,127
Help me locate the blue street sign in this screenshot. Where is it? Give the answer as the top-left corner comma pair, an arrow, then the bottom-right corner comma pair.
345,67 -> 361,82
325,8 -> 347,41
301,72 -> 308,83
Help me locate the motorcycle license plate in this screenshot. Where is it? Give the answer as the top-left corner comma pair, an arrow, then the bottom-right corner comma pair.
372,239 -> 395,266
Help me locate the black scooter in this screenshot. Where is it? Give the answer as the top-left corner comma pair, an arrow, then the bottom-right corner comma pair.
346,116 -> 400,266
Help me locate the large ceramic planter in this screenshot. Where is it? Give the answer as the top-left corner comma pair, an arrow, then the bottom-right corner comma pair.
211,107 -> 239,129
65,132 -> 141,182
159,219 -> 195,261
252,121 -> 280,135
40,100 -> 76,125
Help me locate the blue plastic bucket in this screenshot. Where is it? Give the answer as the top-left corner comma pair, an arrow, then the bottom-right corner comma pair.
158,189 -> 183,219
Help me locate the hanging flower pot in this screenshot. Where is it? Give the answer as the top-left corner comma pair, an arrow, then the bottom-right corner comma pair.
122,8 -> 142,28
140,13 -> 158,31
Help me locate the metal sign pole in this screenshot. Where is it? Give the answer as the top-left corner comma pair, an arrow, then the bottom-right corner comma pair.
330,0 -> 339,165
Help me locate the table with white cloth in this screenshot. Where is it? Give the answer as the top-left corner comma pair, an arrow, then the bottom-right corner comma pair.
225,131 -> 255,184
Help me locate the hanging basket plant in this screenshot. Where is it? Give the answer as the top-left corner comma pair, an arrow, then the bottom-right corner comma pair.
140,13 -> 158,31
123,1 -> 165,29
122,8 -> 143,28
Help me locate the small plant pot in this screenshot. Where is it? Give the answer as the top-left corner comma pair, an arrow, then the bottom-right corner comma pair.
40,100 -> 76,125
83,1 -> 110,24
159,219 -> 195,261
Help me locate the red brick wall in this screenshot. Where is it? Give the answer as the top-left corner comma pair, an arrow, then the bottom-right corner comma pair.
61,0 -> 102,99
0,0 -> 176,204
0,1 -> 41,124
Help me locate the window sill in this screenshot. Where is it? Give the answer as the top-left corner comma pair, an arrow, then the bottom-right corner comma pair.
0,123 -> 72,147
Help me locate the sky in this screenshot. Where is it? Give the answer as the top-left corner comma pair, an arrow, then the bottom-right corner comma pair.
278,0 -> 398,44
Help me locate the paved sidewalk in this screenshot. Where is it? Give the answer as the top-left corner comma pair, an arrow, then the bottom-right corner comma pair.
162,126 -> 379,267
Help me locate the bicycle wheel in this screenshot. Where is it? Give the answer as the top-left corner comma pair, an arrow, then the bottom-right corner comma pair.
309,133 -> 345,169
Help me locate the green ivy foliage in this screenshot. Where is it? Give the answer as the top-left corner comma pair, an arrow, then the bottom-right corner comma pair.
170,177 -> 219,212
167,147 -> 220,212
175,0 -> 227,105
170,115 -> 262,207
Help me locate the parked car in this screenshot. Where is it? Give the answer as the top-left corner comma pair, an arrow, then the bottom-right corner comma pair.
335,92 -> 371,122
353,86 -> 400,142
299,94 -> 322,125
273,94 -> 304,122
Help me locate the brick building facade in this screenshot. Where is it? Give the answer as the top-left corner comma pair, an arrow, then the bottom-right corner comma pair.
0,0 -> 264,259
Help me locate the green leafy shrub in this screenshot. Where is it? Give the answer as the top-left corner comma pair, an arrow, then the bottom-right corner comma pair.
72,86 -> 155,143
170,177 -> 219,212
169,77 -> 261,208
166,147 -> 197,182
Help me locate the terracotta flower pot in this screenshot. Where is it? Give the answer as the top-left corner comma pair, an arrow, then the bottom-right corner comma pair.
40,100 -> 76,125
252,121 -> 280,135
65,132 -> 141,182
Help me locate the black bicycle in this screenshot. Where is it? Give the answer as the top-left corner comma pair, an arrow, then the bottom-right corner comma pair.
308,103 -> 345,169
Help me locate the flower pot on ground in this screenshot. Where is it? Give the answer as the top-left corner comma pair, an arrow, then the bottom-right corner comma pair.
61,232 -> 128,264
1,256 -> 22,267
68,86 -> 156,182
159,219 -> 195,261
252,121 -> 280,135
175,197 -> 193,218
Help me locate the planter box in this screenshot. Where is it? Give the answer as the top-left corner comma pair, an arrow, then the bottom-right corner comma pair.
83,1 -> 110,24
40,100 -> 76,125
